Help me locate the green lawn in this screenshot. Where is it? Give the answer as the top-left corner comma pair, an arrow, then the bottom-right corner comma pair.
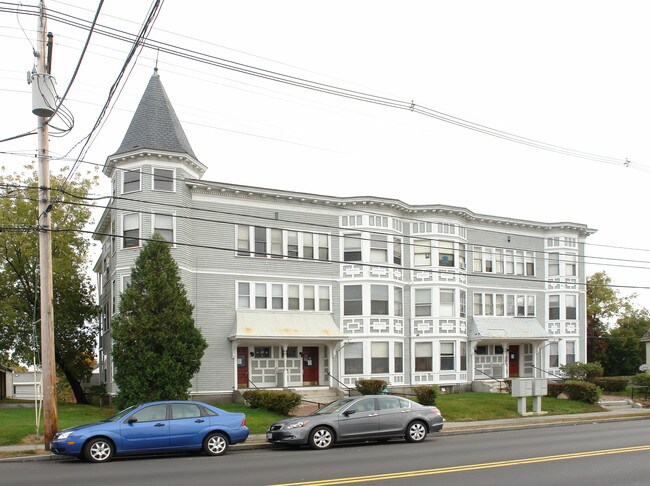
436,392 -> 603,422
0,393 -> 607,446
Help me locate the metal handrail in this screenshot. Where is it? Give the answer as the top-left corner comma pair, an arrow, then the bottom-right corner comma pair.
473,368 -> 507,393
247,378 -> 259,389
530,365 -> 564,380
326,372 -> 354,396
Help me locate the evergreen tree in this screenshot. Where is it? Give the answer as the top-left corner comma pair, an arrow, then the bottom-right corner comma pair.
112,235 -> 207,407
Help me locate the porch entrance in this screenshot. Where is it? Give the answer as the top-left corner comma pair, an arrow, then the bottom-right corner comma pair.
509,345 -> 520,377
302,347 -> 319,385
237,347 -> 249,388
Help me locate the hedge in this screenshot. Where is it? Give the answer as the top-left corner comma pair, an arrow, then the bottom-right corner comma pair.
241,390 -> 302,415
563,380 -> 602,404
547,382 -> 565,398
355,379 -> 387,395
560,362 -> 604,383
630,373 -> 650,388
592,377 -> 629,392
413,385 -> 439,406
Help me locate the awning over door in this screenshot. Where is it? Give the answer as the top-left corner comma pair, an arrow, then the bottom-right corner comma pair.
469,317 -> 550,342
229,311 -> 345,343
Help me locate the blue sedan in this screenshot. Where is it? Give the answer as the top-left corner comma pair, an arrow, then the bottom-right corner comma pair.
50,400 -> 249,462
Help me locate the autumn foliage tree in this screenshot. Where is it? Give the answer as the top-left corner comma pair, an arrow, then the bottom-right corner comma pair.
0,164 -> 98,403
111,235 -> 207,408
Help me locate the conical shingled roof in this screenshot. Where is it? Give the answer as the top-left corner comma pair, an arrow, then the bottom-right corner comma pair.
111,69 -> 198,160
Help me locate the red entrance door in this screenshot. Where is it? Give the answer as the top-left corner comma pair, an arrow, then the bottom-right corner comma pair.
508,345 -> 520,377
302,347 -> 319,385
237,347 -> 249,388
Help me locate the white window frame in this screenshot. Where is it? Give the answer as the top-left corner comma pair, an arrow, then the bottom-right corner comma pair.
122,212 -> 140,249
122,168 -> 141,193
152,212 -> 175,245
152,167 -> 175,192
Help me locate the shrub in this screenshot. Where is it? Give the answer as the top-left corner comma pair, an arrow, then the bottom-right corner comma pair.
560,362 -> 604,383
592,377 -> 629,392
242,390 -> 302,415
547,382 -> 565,398
413,385 -> 439,406
630,373 -> 650,388
563,380 -> 602,404
355,379 -> 387,395
242,390 -> 264,409
502,379 -> 512,393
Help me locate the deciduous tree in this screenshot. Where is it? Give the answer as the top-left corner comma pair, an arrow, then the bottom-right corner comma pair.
0,164 -> 98,403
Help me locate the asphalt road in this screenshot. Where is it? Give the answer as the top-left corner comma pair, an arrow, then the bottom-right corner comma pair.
3,421 -> 650,486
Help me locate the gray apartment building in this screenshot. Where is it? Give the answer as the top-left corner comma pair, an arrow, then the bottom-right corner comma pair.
93,71 -> 594,400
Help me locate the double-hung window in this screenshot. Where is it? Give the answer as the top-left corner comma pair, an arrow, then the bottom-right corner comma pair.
344,343 -> 363,374
370,235 -> 388,263
413,239 -> 430,266
371,285 -> 389,315
440,342 -> 455,371
415,342 -> 432,372
254,227 -> 267,257
371,342 -> 389,373
153,168 -> 174,191
440,289 -> 455,317
415,289 -> 432,317
123,169 -> 141,193
238,283 -> 250,308
344,234 -> 362,262
123,213 -> 140,248
237,226 -> 250,256
566,295 -> 577,319
153,213 -> 174,243
549,295 -> 560,320
438,241 -> 454,267
344,285 -> 362,315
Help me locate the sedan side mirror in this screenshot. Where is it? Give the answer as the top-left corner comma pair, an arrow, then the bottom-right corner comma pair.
343,409 -> 356,417
127,418 -> 138,424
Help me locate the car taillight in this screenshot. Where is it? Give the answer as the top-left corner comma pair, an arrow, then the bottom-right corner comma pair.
241,417 -> 247,426
430,408 -> 441,416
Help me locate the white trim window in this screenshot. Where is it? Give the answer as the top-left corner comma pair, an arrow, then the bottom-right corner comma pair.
415,288 -> 432,317
565,294 -> 577,320
415,342 -> 433,372
549,342 -> 559,368
413,239 -> 431,267
394,342 -> 403,373
122,168 -> 141,193
438,241 -> 454,267
565,341 -> 576,364
371,341 -> 389,373
152,167 -> 174,192
319,286 -> 330,311
370,285 -> 389,315
153,213 -> 174,244
370,234 -> 388,263
344,285 -> 363,315
343,233 -> 362,262
440,342 -> 455,371
439,289 -> 455,317
344,342 -> 363,374
394,287 -> 403,317
123,213 -> 140,248
237,226 -> 250,256
238,282 -> 250,308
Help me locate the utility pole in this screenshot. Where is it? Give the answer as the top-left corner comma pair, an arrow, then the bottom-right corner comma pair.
34,0 -> 58,449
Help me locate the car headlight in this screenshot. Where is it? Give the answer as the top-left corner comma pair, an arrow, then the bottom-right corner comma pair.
56,432 -> 72,440
286,420 -> 310,429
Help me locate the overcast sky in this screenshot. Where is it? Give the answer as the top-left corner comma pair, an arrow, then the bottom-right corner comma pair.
1,1 -> 649,314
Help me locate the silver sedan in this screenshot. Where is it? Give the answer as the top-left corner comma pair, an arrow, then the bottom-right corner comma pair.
266,395 -> 443,450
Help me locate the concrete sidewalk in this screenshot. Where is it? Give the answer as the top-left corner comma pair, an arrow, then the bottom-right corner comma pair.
3,407 -> 650,462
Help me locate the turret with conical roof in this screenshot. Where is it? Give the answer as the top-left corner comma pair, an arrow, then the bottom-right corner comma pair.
103,69 -> 206,178
112,69 -> 198,160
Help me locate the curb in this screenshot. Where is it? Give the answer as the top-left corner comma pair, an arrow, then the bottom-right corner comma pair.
3,412 -> 650,463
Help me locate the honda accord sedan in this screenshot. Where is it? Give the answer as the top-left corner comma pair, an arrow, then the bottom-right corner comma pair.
267,395 -> 443,450
50,400 -> 249,462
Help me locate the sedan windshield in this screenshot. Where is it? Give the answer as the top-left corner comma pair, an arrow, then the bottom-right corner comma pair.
102,404 -> 139,422
313,398 -> 356,415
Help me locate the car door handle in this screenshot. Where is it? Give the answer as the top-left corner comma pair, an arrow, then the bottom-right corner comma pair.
369,413 -> 379,417
194,419 -> 205,423
154,423 -> 166,427
401,410 -> 409,413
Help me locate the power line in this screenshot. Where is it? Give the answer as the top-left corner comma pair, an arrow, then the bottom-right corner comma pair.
2,2 -> 644,172
4,185 -> 650,275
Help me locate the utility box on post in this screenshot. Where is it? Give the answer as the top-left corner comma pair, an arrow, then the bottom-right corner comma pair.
511,378 -> 533,397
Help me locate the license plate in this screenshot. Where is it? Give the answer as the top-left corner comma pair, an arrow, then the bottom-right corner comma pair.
266,432 -> 273,440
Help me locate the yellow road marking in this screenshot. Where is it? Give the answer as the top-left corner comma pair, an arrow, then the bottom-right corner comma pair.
270,444 -> 650,486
